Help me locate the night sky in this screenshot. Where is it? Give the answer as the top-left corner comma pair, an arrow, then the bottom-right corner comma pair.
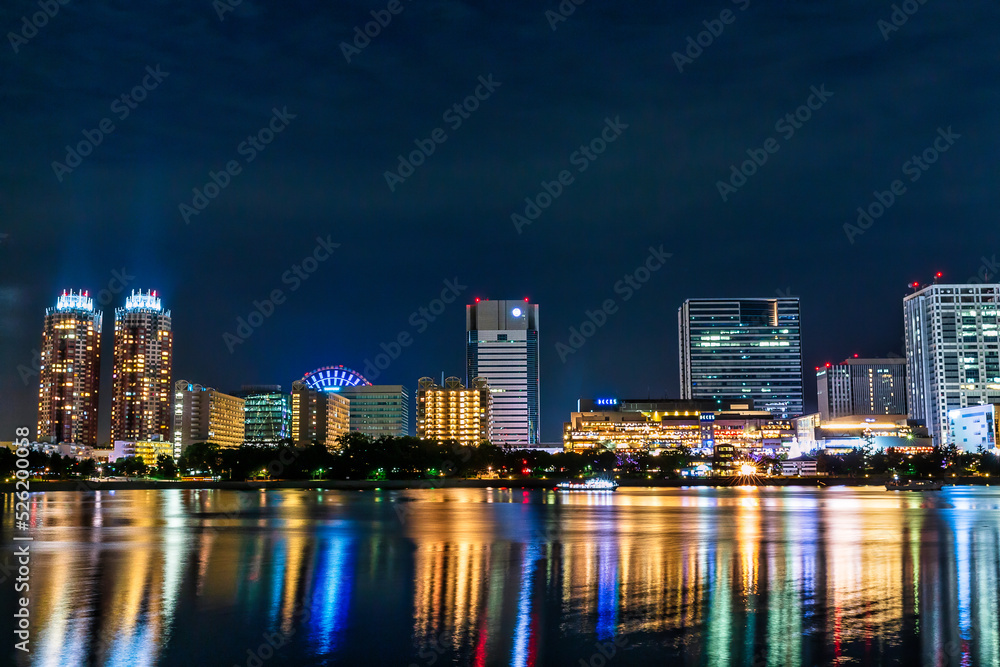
1,0 -> 997,444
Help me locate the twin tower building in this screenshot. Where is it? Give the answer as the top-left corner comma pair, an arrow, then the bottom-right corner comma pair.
37,290 -> 173,448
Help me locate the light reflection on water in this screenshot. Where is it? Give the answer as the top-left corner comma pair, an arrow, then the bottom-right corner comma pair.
4,486 -> 1000,666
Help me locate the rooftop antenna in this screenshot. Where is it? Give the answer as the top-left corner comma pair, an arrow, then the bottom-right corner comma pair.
933,271 -> 943,284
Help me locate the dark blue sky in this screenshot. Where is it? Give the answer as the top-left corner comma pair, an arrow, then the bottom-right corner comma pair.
1,0 -> 997,443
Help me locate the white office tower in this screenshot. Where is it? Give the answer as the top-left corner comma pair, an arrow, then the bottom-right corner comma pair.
466,299 -> 539,446
904,283 -> 1000,445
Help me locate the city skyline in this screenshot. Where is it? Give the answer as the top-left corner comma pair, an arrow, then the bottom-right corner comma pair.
19,278 -> 1000,446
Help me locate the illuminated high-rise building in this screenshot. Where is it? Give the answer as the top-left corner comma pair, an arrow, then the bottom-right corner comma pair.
111,290 -> 173,443
290,380 -> 350,448
679,297 -> 803,418
905,283 -> 1000,445
173,380 -> 245,455
416,376 -> 492,447
466,299 -> 540,445
340,385 -> 410,438
37,290 -> 102,446
816,357 -> 907,420
238,385 -> 292,444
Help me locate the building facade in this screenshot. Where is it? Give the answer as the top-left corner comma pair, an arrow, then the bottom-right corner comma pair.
172,380 -> 245,455
340,385 -> 410,438
466,299 -> 539,445
793,413 -> 932,453
816,357 -> 907,420
904,283 -> 1000,445
782,456 -> 818,476
415,376 -> 493,447
679,298 -> 803,418
563,398 -> 793,453
112,439 -> 175,464
37,291 -> 103,446
948,404 -> 998,453
111,290 -> 173,443
238,386 -> 292,444
290,380 -> 351,448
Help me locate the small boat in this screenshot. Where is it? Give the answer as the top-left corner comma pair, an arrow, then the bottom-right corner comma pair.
886,478 -> 943,491
555,478 -> 618,492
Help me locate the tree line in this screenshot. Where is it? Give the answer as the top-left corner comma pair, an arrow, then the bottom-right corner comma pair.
2,435 -> 998,481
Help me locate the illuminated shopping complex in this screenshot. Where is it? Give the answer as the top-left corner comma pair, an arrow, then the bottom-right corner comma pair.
794,413 -> 933,454
563,398 -> 794,454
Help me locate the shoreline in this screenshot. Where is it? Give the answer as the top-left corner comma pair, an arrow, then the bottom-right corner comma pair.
2,476 -> 994,492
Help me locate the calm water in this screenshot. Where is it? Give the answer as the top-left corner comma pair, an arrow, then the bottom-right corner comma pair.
4,486 -> 1000,666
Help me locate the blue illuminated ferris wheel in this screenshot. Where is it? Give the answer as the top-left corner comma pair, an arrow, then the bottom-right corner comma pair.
300,365 -> 371,392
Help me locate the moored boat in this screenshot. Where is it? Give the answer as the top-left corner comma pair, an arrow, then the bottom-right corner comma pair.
886,478 -> 943,491
555,477 -> 619,492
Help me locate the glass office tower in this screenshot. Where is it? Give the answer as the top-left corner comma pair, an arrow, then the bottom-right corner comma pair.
679,297 -> 803,418
237,385 -> 292,444
339,385 -> 410,438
